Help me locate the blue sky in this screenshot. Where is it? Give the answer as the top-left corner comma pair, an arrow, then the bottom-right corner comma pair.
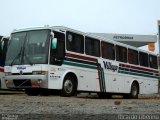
0,0 -> 160,36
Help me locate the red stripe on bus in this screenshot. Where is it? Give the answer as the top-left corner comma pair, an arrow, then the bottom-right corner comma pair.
120,64 -> 158,74
66,53 -> 97,62
0,67 -> 4,72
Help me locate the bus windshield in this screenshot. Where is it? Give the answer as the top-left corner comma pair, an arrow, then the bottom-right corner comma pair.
5,29 -> 50,66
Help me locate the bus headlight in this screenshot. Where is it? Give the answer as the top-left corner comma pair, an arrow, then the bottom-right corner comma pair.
32,71 -> 47,75
37,79 -> 42,84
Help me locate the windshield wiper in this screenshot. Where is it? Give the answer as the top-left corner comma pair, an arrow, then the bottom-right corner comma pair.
10,47 -> 23,66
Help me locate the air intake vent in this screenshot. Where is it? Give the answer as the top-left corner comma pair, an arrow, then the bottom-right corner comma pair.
13,79 -> 31,87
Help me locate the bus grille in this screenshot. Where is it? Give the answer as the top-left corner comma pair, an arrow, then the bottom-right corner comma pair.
12,73 -> 32,75
13,80 -> 31,87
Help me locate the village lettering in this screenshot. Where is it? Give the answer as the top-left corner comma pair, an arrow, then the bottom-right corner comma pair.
103,61 -> 118,72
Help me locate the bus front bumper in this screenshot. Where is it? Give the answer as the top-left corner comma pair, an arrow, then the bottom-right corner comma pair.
5,75 -> 48,89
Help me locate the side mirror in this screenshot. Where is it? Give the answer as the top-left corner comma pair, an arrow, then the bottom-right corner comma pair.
52,38 -> 57,49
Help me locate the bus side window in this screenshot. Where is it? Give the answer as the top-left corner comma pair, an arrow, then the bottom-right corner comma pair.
53,31 -> 65,57
101,41 -> 115,60
0,36 -> 3,58
139,52 -> 149,67
66,31 -> 84,54
85,37 -> 100,57
2,39 -> 8,60
149,55 -> 158,69
50,31 -> 65,65
0,38 -> 9,66
116,45 -> 127,63
128,49 -> 138,65
0,41 -> 2,60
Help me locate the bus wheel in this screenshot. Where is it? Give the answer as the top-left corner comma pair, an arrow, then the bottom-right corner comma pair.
61,76 -> 77,97
25,88 -> 39,96
129,82 -> 139,99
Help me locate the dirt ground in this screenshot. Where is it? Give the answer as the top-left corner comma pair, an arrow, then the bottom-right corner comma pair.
0,92 -> 160,120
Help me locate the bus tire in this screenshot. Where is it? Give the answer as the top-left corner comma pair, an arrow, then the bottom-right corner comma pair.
129,82 -> 139,99
61,75 -> 77,97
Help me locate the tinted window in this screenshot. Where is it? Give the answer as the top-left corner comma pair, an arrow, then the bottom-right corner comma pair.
0,39 -> 2,59
0,38 -> 9,66
116,45 -> 127,63
85,37 -> 100,57
66,31 -> 84,53
50,31 -> 65,66
101,41 -> 115,60
149,55 -> 158,69
128,49 -> 138,65
139,52 -> 148,67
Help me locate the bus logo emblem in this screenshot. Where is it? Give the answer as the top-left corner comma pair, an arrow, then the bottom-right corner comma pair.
19,70 -> 23,75
17,66 -> 26,70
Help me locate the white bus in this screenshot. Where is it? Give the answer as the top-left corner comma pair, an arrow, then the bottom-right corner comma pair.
0,36 -> 9,89
4,26 -> 159,98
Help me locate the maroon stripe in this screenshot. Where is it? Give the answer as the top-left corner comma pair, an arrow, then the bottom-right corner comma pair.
120,64 -> 158,74
0,67 -> 4,72
66,53 -> 97,62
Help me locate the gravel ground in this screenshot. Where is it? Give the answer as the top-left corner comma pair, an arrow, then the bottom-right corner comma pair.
0,93 -> 160,120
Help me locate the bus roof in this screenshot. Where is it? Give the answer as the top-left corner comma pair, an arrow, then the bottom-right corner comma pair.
12,26 -> 158,56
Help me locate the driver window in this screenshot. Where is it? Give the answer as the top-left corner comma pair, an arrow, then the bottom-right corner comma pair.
50,31 -> 65,65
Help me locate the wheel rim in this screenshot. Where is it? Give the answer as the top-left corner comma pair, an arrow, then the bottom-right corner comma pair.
64,79 -> 73,94
132,86 -> 137,96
